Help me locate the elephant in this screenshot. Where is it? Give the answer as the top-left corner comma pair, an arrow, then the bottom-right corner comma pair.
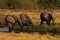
40,10 -> 54,25
6,14 -> 23,32
0,14 -> 23,32
0,14 -> 14,32
20,14 -> 33,26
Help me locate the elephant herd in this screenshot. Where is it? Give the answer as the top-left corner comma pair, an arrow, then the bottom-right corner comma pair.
0,14 -> 33,32
0,10 -> 54,32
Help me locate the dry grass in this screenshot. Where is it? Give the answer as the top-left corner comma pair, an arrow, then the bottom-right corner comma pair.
0,32 -> 59,40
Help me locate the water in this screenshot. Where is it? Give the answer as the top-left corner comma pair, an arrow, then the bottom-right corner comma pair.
0,27 -> 9,32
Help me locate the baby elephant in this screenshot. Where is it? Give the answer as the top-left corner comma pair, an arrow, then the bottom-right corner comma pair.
20,14 -> 33,26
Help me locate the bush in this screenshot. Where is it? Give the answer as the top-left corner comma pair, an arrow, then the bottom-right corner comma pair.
13,25 -> 22,33
23,26 -> 35,33
39,25 -> 47,34
13,24 -> 60,34
47,25 -> 60,35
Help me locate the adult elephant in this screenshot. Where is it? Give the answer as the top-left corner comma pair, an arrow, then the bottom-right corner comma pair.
40,10 -> 54,25
20,14 -> 33,26
6,14 -> 23,32
0,14 -> 23,32
0,14 -> 14,32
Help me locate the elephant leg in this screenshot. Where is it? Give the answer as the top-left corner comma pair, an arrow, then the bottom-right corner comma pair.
8,23 -> 13,32
46,21 -> 50,26
9,27 -> 13,32
40,20 -> 44,25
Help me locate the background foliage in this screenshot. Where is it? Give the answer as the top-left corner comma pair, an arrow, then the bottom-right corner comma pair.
0,0 -> 60,10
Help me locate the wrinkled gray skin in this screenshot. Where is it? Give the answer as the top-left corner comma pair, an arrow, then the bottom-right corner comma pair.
20,14 -> 33,26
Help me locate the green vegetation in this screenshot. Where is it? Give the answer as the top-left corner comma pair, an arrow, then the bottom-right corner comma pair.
37,0 -> 60,9
0,0 -> 60,10
14,25 -> 60,35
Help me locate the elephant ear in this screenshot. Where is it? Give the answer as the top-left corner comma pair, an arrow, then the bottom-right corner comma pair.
44,13 -> 49,20
7,15 -> 15,24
